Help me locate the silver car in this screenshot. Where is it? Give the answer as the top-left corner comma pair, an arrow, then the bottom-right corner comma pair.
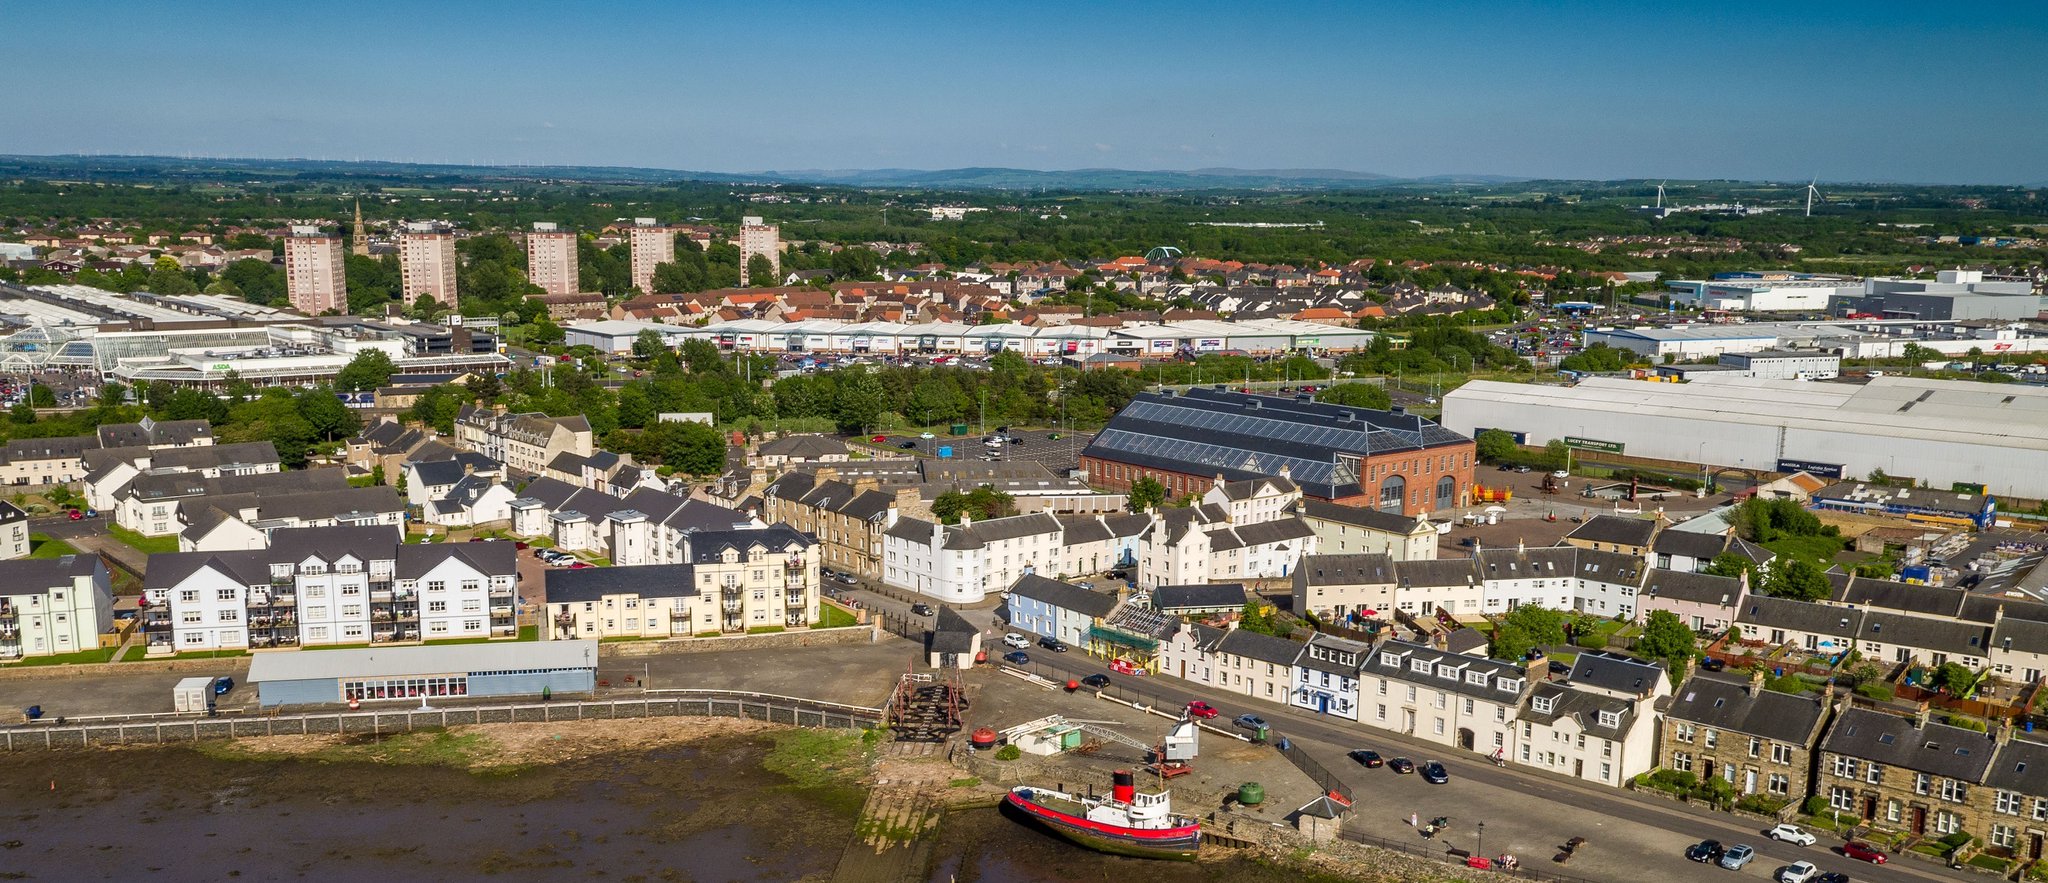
1719,844 -> 1755,870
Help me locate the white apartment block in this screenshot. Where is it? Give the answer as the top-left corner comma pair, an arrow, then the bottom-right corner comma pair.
882,512 -> 1065,605
544,526 -> 818,639
0,555 -> 113,660
284,225 -> 346,315
0,502 -> 27,561
629,218 -> 675,294
1357,640 -> 1533,758
526,222 -> 579,296
1517,651 -> 1670,787
142,526 -> 516,654
1137,499 -> 1318,591
398,223 -> 459,308
738,216 -> 779,285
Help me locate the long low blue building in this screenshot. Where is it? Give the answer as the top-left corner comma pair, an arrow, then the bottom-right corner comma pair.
247,640 -> 598,707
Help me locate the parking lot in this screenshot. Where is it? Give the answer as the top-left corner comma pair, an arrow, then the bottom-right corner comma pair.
848,427 -> 1091,474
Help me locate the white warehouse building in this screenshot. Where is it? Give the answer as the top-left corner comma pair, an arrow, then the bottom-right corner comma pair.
1443,375 -> 2048,499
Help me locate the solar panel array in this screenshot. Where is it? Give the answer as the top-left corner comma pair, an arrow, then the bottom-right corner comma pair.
1120,399 -> 1425,454
1091,428 -> 1338,488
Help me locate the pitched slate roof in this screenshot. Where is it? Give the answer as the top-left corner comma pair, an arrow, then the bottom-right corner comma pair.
1214,627 -> 1303,666
1984,735 -> 2048,796
1153,583 -> 1247,612
1666,673 -> 1827,744
1299,497 -> 1424,533
1823,707 -> 1998,783
1642,569 -> 1744,607
546,563 -> 697,603
1365,640 -> 1529,702
1298,553 -> 1396,586
1007,574 -> 1118,619
1653,529 -> 1729,561
1566,651 -> 1664,697
1565,515 -> 1658,548
929,607 -> 979,654
1522,681 -> 1638,736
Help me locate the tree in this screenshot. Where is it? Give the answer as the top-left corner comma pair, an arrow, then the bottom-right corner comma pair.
632,329 -> 669,361
334,349 -> 397,392
1702,552 -> 1761,584
835,370 -> 888,433
1315,383 -> 1392,410
657,420 -> 727,475
932,485 -> 1017,524
1764,558 -> 1832,601
1490,604 -> 1568,660
1636,610 -> 1699,685
1475,429 -> 1517,463
746,253 -> 778,287
28,385 -> 56,408
1128,475 -> 1166,513
297,388 -> 360,442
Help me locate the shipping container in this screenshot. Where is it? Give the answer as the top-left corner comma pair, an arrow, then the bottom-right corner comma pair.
174,677 -> 214,713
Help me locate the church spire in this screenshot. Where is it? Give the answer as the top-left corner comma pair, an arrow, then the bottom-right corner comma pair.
351,198 -> 369,256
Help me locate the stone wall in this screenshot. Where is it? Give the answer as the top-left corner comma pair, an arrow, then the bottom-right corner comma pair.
599,624 -> 878,657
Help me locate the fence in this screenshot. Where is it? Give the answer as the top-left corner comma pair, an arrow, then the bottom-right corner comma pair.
1336,827 -> 1606,883
1276,736 -> 1353,803
0,691 -> 883,752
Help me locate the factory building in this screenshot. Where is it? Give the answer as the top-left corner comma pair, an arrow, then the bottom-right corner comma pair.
1443,375 -> 2048,500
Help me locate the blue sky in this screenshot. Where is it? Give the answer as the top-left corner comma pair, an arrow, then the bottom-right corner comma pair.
4,1 -> 2043,183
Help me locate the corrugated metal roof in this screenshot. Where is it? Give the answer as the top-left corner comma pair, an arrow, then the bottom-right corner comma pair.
248,640 -> 598,683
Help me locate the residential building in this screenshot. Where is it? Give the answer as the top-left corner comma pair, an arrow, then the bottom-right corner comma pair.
0,502 -> 27,561
753,434 -> 850,468
1081,387 -> 1476,516
545,526 -> 817,639
0,555 -> 113,660
397,222 -> 459,308
1517,651 -> 1670,787
761,471 -> 914,580
1661,668 -> 1831,802
508,477 -> 754,561
882,511 -> 1065,604
1293,553 -> 1399,623
1563,515 -> 1661,557
628,218 -> 674,294
1638,569 -> 1747,631
454,406 -> 594,475
1135,501 -> 1318,590
284,224 -> 346,315
738,216 -> 779,286
1292,633 -> 1369,720
526,221 -> 579,297
1183,625 -> 1302,704
86,440 -> 284,514
1357,639 -> 1533,756
1817,705 -> 1996,839
1003,574 -> 1118,647
117,467 -> 397,538
1299,498 -> 1439,560
142,526 -> 516,653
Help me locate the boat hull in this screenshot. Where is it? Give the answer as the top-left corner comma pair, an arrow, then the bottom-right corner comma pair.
1004,792 -> 1200,861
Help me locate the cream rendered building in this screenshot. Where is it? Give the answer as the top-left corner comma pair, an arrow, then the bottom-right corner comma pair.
526,222 -> 579,296
629,218 -> 675,294
398,222 -> 459,308
738,216 -> 779,285
284,225 -> 346,315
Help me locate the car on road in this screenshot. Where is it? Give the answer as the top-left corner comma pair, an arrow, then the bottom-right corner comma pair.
1002,651 -> 1030,665
1349,749 -> 1384,768
1002,633 -> 1029,649
1769,824 -> 1817,846
1552,470 -> 1570,479
833,573 -> 858,585
67,509 -> 82,520
1812,873 -> 1849,883
1778,861 -> 1818,883
1686,840 -> 1725,863
871,435 -> 887,442
1388,757 -> 1416,774
1232,714 -> 1268,732
1840,841 -> 1887,864
896,441 -> 917,449
1080,674 -> 1111,689
1421,760 -> 1449,784
1038,636 -> 1068,652
1185,701 -> 1219,720
568,561 -> 593,569
910,603 -> 934,616
1515,465 -> 1532,473
1719,844 -> 1756,870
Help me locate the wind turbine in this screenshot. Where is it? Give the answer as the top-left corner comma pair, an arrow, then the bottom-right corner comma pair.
1804,178 -> 1822,217
1655,181 -> 1667,211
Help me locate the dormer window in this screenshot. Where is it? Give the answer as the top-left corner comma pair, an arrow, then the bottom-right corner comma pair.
1380,654 -> 1403,669
1498,678 -> 1523,693
1465,671 -> 1487,686
1598,710 -> 1621,729
1532,696 -> 1555,714
1411,659 -> 1431,674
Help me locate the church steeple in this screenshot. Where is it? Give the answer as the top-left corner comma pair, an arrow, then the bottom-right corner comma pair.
351,199 -> 369,256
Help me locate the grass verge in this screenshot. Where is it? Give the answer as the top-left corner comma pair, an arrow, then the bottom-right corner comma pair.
3,645 -> 118,666
28,533 -> 79,559
762,728 -> 869,816
108,524 -> 179,555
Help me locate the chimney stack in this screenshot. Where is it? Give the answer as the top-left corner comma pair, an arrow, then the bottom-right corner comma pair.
1913,699 -> 1931,729
1747,664 -> 1765,694
1997,717 -> 2015,745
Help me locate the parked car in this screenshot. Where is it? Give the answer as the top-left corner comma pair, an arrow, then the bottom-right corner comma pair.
897,441 -> 917,449
1813,873 -> 1849,883
1038,636 -> 1068,652
1080,674 -> 1111,689
66,509 -> 82,521
1421,760 -> 1449,784
1778,861 -> 1818,883
1232,714 -> 1268,731
1349,749 -> 1384,768
1686,840 -> 1725,863
1002,633 -> 1029,649
1185,701 -> 1219,720
568,562 -> 593,570
910,603 -> 934,616
1701,656 -> 1727,672
1769,824 -> 1817,846
833,573 -> 858,585
1840,842 -> 1887,864
1388,757 -> 1416,774
1552,470 -> 1570,479
212,676 -> 235,696
1002,651 -> 1030,665
1719,844 -> 1756,870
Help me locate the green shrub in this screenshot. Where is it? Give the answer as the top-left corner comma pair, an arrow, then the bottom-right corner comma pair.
1855,682 -> 1894,701
1802,795 -> 1829,816
1735,794 -> 1790,815
1940,832 -> 1974,850
994,745 -> 1021,761
1946,714 -> 1989,733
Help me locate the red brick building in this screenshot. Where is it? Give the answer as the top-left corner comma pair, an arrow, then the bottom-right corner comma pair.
1079,388 -> 1475,517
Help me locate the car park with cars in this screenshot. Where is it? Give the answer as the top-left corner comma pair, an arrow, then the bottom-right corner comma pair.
1719,844 -> 1756,870
1349,749 -> 1384,768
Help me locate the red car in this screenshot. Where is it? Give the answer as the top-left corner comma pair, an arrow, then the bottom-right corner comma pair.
1185,701 -> 1219,720
1841,842 -> 1887,864
1108,659 -> 1141,675
67,509 -> 83,521
871,435 -> 887,442
568,561 -> 594,570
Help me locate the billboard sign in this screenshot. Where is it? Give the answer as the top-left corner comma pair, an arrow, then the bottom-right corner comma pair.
1563,436 -> 1625,455
1776,458 -> 1845,479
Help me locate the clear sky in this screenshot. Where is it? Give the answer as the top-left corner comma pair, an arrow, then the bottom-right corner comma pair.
5,1 -> 2043,184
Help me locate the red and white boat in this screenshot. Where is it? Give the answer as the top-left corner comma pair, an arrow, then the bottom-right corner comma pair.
1005,770 -> 1201,860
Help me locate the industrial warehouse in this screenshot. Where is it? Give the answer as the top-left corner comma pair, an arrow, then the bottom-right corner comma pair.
246,640 -> 598,707
1442,375 -> 2048,499
1081,387 -> 1476,515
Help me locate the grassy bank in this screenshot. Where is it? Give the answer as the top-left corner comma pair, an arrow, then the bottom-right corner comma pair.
762,727 -> 870,816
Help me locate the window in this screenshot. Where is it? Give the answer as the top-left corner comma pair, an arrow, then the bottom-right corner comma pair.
1433,718 -> 1445,735
1915,772 -> 1931,795
2034,798 -> 2048,822
1702,729 -> 1717,749
1674,723 -> 1695,743
428,601 -> 447,613
1772,744 -> 1793,765
1672,751 -> 1692,772
1993,824 -> 2017,850
216,588 -> 238,601
1597,710 -> 1620,729
1998,791 -> 2023,815
1940,779 -> 1968,803
1748,737 -> 1761,758
1599,762 -> 1611,781
1532,696 -> 1554,714
1829,787 -> 1856,812
1886,800 -> 1902,823
1832,756 -> 1859,778
1767,773 -> 1789,795
1934,810 -> 1960,835
1865,763 -> 1883,785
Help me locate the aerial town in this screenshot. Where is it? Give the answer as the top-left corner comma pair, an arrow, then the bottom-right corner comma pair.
2,6 -> 2045,883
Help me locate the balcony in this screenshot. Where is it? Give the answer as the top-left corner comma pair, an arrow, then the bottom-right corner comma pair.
785,592 -> 807,608
721,599 -> 743,614
0,605 -> 15,622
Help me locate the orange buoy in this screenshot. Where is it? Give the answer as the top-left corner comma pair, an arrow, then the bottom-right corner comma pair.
969,727 -> 999,750
1065,679 -> 1079,691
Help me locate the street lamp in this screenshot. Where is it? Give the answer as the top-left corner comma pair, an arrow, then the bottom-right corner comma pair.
1477,822 -> 1485,861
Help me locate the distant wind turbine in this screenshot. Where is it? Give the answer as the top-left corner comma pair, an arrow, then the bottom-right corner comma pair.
1804,178 -> 1823,217
1655,181 -> 1666,210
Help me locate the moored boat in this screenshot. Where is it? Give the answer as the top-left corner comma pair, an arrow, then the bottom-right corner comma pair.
1004,769 -> 1201,860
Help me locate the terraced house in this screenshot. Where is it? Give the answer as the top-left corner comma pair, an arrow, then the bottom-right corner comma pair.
1355,639 -> 1534,757
454,405 -> 593,475
543,526 -> 818,639
1660,668 -> 1832,803
1818,705 -> 2000,841
1517,651 -> 1669,787
761,471 -> 918,579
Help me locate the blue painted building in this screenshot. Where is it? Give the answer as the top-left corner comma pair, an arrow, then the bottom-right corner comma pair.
1003,574 -> 1118,647
247,640 -> 598,707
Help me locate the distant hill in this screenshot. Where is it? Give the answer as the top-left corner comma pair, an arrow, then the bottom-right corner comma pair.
0,154 -> 1526,191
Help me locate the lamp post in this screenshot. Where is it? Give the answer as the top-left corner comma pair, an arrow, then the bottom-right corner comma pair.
1477,821 -> 1485,862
